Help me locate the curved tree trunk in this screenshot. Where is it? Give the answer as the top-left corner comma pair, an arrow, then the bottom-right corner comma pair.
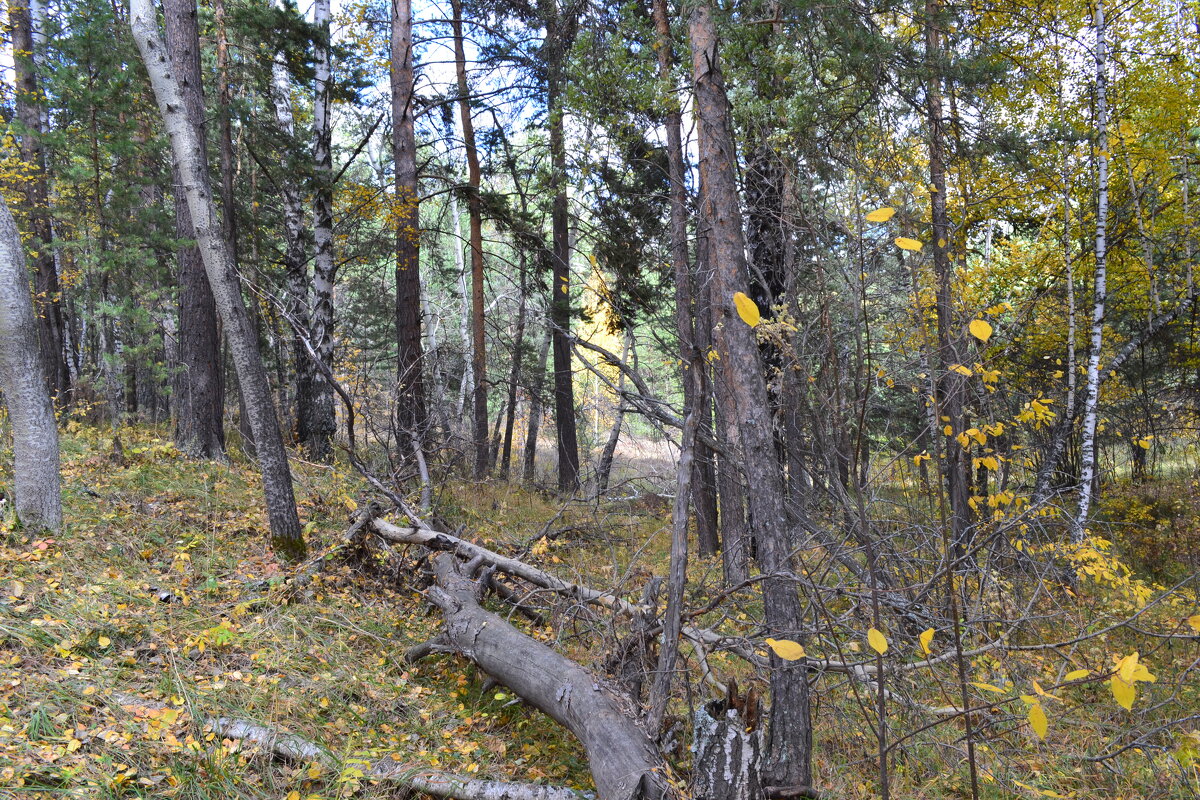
0,195 -> 62,531
417,553 -> 669,800
130,0 -> 307,562
451,0 -> 490,479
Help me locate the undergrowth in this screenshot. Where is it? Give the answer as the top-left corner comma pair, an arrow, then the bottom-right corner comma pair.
0,424 -> 1198,799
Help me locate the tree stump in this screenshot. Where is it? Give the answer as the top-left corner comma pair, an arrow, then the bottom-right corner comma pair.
692,680 -> 763,800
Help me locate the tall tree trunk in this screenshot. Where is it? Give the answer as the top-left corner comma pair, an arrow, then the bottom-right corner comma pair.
1075,0 -> 1109,539
130,0 -> 307,561
0,195 -> 62,531
652,0 -> 718,556
10,0 -> 68,401
925,0 -> 972,555
546,20 -> 580,493
392,0 -> 427,439
689,5 -> 811,791
309,0 -> 337,461
451,0 -> 489,479
270,10 -> 316,448
163,0 -> 225,459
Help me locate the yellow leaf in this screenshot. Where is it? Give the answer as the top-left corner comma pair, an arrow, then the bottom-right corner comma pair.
1032,680 -> 1058,700
98,636 -> 111,647
971,681 -> 1005,694
764,638 -> 806,661
969,319 -> 993,343
287,793 -> 301,800
733,292 -> 761,327
895,237 -> 924,252
1136,437 -> 1151,450
865,207 -> 896,222
919,628 -> 934,655
1188,615 -> 1200,633
867,628 -> 888,654
950,364 -> 973,376
1028,701 -> 1048,739
1111,676 -> 1136,710
1065,669 -> 1090,681
1118,652 -> 1139,684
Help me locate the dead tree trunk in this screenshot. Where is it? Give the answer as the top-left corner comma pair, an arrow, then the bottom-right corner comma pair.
415,552 -> 669,800
692,684 -> 764,800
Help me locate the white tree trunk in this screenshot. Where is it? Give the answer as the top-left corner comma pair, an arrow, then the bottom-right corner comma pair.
129,0 -> 307,561
1075,0 -> 1109,540
309,0 -> 337,460
0,195 -> 62,531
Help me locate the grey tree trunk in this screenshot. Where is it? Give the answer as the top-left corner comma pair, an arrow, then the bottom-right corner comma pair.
1075,0 -> 1109,539
417,553 -> 669,800
309,0 -> 337,461
0,195 -> 62,531
130,0 -> 307,562
270,13 -> 317,448
9,0 -> 69,401
451,0 -> 490,479
651,0 -> 719,557
163,0 -> 225,460
689,4 -> 812,791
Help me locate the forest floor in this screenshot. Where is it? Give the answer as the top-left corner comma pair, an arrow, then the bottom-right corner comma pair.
1,424 -> 1198,799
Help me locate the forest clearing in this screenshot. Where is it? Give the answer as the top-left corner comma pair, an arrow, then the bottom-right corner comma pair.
1,0 -> 1200,796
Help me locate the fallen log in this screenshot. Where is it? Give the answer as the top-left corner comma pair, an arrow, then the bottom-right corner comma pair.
416,552 -> 672,800
107,692 -> 585,800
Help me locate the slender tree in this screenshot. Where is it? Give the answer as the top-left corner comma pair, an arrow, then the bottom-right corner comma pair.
130,0 -> 307,561
451,0 -> 490,479
1075,0 -> 1110,538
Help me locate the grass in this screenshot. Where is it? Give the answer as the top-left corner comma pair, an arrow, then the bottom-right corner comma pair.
0,423 -> 1198,799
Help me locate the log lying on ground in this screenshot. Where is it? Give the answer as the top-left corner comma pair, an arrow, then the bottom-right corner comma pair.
108,692 -> 584,800
416,552 -> 671,800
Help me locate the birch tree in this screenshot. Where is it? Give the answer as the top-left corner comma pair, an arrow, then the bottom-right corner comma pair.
129,0 -> 307,561
0,195 -> 62,531
1075,0 -> 1110,540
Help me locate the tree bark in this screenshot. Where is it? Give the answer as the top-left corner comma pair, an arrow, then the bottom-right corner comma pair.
9,0 -> 68,401
417,552 -> 669,800
309,0 -> 337,461
451,0 -> 490,479
0,195 -> 62,531
689,4 -> 811,791
392,0 -> 428,439
546,18 -> 580,494
130,0 -> 307,562
270,8 -> 317,448
652,0 -> 718,556
1074,0 -> 1109,539
163,0 -> 225,460
925,0 -> 971,556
